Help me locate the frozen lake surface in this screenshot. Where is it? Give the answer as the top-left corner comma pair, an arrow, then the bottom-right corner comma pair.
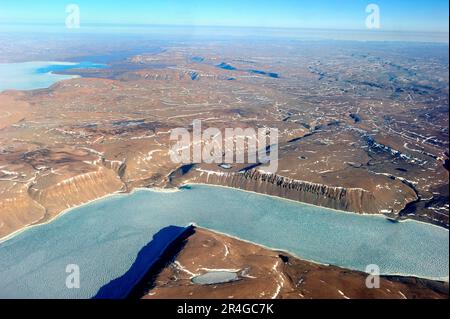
0,61 -> 105,92
0,185 -> 447,298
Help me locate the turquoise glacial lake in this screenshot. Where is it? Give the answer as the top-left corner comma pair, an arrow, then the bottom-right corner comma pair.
0,61 -> 106,92
0,185 -> 448,298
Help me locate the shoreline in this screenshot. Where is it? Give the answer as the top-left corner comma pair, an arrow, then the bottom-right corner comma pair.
2,181 -> 447,244
0,186 -> 183,244
192,224 -> 449,283
0,183 -> 448,283
182,182 -> 450,232
0,60 -> 106,93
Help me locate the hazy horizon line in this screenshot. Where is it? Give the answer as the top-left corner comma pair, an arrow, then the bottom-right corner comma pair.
1,21 -> 449,34
1,22 -> 448,44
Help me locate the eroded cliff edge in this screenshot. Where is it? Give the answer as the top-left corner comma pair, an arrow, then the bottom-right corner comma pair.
0,159 -> 437,240
169,166 -> 412,215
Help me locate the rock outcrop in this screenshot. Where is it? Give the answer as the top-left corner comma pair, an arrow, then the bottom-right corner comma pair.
0,193 -> 46,239
28,167 -> 125,221
173,168 -> 382,214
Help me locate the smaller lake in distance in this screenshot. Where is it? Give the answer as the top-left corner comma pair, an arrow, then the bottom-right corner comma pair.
0,61 -> 106,92
192,271 -> 239,285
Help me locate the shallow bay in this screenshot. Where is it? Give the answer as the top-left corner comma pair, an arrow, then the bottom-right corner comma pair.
0,61 -> 105,92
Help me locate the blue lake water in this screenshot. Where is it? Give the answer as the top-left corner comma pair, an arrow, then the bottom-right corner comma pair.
0,184 -> 448,299
0,61 -> 106,92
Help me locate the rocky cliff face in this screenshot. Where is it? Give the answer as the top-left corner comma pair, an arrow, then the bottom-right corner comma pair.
28,167 -> 125,222
0,162 -> 414,240
0,143 -> 131,240
0,193 -> 46,239
173,168 -> 382,214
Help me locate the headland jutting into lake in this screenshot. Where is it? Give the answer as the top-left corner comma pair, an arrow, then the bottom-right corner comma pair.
0,185 -> 447,298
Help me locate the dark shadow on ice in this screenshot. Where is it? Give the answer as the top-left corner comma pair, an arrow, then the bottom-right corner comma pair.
94,225 -> 195,299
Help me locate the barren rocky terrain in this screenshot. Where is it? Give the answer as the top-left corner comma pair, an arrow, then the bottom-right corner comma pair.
140,227 -> 448,299
0,37 -> 448,240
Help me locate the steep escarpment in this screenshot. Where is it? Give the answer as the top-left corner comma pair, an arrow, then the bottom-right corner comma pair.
171,168 -> 382,214
0,193 -> 46,239
28,167 -> 125,222
0,143 -> 132,239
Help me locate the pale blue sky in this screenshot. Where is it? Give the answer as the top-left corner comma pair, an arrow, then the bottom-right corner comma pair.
0,0 -> 448,32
